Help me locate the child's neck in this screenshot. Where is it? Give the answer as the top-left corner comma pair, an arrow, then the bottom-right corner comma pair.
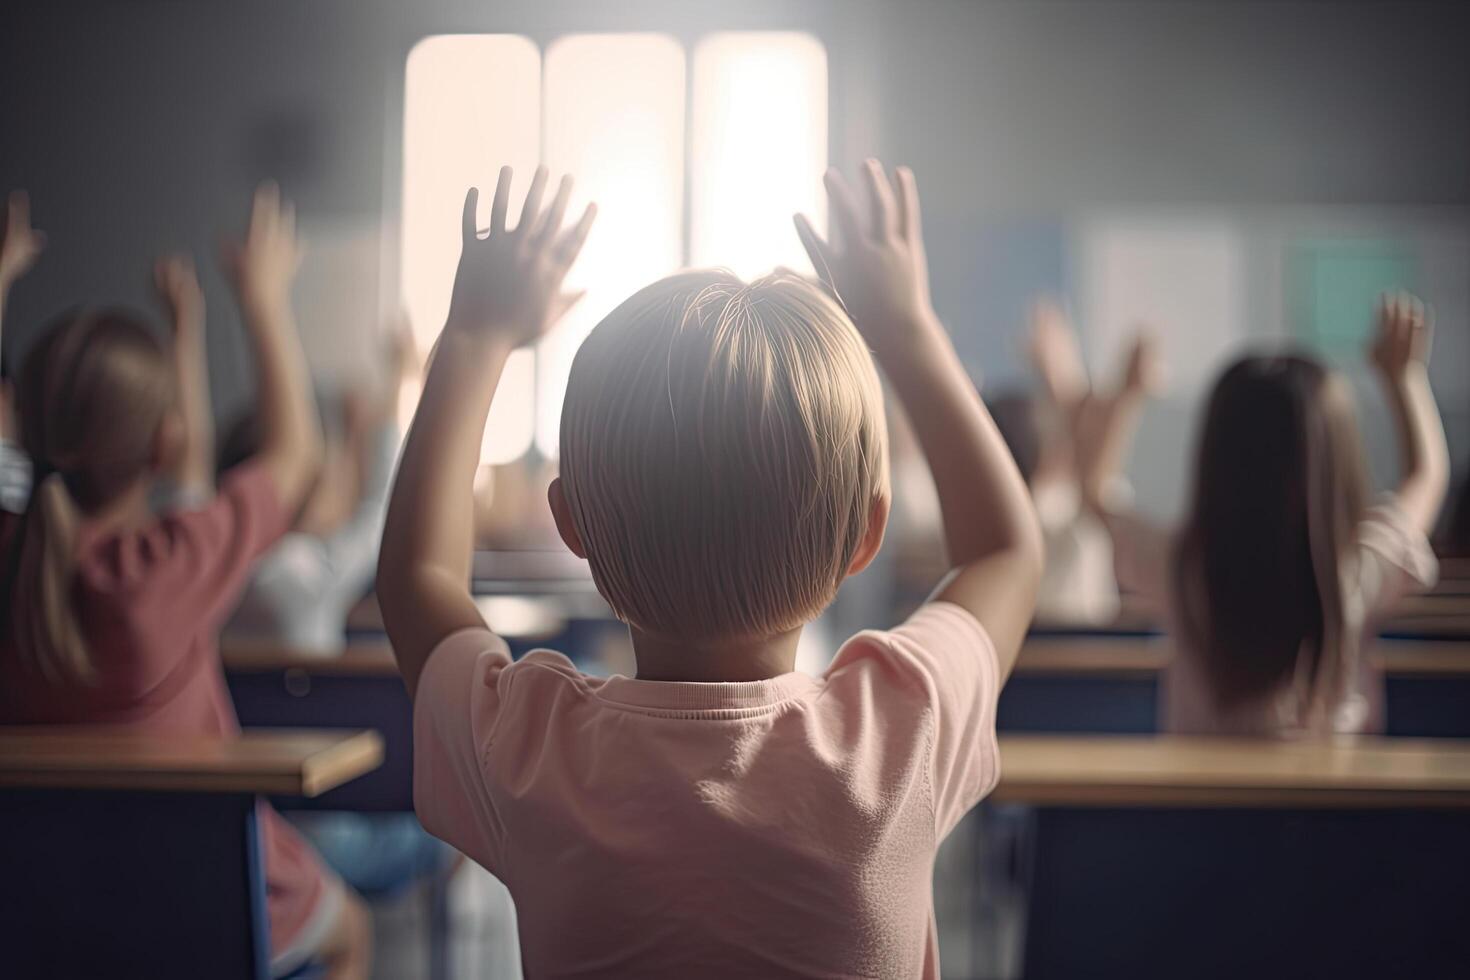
630,626 -> 802,682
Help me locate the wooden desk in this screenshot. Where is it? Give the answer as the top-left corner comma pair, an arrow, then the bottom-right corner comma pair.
224,644 -> 411,812
1014,635 -> 1169,676
0,728 -> 383,980
1017,635 -> 1470,677
1004,635 -> 1470,737
1037,590 -> 1470,641
0,727 -> 382,796
993,734 -> 1470,808
991,735 -> 1470,979
223,640 -> 400,676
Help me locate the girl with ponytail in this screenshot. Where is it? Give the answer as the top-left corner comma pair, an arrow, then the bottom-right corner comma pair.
0,189 -> 371,978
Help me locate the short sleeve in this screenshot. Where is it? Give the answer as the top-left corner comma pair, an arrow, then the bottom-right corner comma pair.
80,461 -> 288,636
834,602 -> 1002,839
412,627 -> 514,871
1356,502 -> 1439,616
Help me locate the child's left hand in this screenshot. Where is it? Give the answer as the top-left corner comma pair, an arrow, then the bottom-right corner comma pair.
1369,291 -> 1430,381
154,255 -> 205,336
1027,299 -> 1089,407
0,191 -> 46,288
1121,332 -> 1165,395
446,166 -> 596,346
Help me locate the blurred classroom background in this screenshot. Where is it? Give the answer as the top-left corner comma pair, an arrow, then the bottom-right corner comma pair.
2,2 -> 1469,978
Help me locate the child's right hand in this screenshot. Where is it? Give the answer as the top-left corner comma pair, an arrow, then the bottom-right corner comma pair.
223,182 -> 302,311
1121,333 -> 1165,396
445,166 -> 596,347
1028,300 -> 1089,407
795,160 -> 935,353
1369,291 -> 1430,381
154,255 -> 205,336
0,191 -> 46,289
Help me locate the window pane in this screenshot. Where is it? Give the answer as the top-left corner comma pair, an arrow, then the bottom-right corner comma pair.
402,34 -> 540,463
1080,216 -> 1245,388
537,33 -> 686,457
691,32 -> 828,280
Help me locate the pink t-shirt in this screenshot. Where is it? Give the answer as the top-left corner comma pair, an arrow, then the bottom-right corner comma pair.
0,463 -> 329,957
414,601 -> 1001,978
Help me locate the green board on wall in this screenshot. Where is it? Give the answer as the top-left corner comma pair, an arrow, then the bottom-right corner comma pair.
1289,239 -> 1417,355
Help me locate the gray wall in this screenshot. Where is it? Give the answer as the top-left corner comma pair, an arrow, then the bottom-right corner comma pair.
2,0 -> 1467,516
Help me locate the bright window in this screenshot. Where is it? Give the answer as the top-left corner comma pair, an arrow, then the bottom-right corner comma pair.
402,31 -> 828,462
401,34 -> 540,463
537,34 -> 687,457
691,32 -> 828,279
1080,216 -> 1245,389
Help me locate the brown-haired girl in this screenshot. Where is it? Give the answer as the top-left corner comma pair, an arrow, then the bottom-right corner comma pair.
1095,295 -> 1447,735
0,188 -> 371,978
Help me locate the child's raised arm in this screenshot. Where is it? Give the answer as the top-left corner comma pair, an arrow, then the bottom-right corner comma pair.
0,191 -> 45,339
221,183 -> 321,513
0,191 -> 46,439
155,255 -> 213,497
796,161 -> 1043,675
1077,333 -> 1162,516
379,166 -> 594,699
1371,292 -> 1449,533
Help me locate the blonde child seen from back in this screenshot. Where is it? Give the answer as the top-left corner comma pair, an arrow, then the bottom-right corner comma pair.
379,160 -> 1042,978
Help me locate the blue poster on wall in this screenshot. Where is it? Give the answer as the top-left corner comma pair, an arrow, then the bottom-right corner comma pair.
1288,238 -> 1418,357
923,216 -> 1070,390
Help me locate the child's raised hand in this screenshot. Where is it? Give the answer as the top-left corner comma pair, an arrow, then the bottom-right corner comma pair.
794,160 -> 933,352
1121,332 -> 1165,396
446,166 -> 596,346
223,182 -> 302,310
1369,291 -> 1431,380
0,191 -> 46,288
154,254 -> 205,335
1028,300 -> 1089,407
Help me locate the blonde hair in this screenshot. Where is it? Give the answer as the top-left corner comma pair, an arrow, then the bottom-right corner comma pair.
5,309 -> 176,684
559,270 -> 888,640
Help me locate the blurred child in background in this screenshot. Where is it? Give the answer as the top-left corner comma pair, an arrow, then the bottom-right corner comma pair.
220,322 -> 419,655
1094,295 -> 1447,735
0,188 -> 372,979
987,301 -> 1162,625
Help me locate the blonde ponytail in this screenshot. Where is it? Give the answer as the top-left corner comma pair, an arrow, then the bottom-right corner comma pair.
6,308 -> 177,685
14,473 -> 93,685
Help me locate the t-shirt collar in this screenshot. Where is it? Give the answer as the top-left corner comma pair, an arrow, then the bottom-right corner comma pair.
595,672 -> 818,712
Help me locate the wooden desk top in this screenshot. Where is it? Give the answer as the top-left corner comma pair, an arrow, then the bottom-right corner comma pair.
0,728 -> 384,796
992,735 -> 1470,808
1016,636 -> 1170,675
1037,590 -> 1470,642
1015,636 -> 1470,678
222,641 -> 400,676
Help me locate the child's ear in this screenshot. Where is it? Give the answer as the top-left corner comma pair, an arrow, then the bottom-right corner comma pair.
846,494 -> 890,577
547,477 -> 587,559
152,407 -> 186,472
